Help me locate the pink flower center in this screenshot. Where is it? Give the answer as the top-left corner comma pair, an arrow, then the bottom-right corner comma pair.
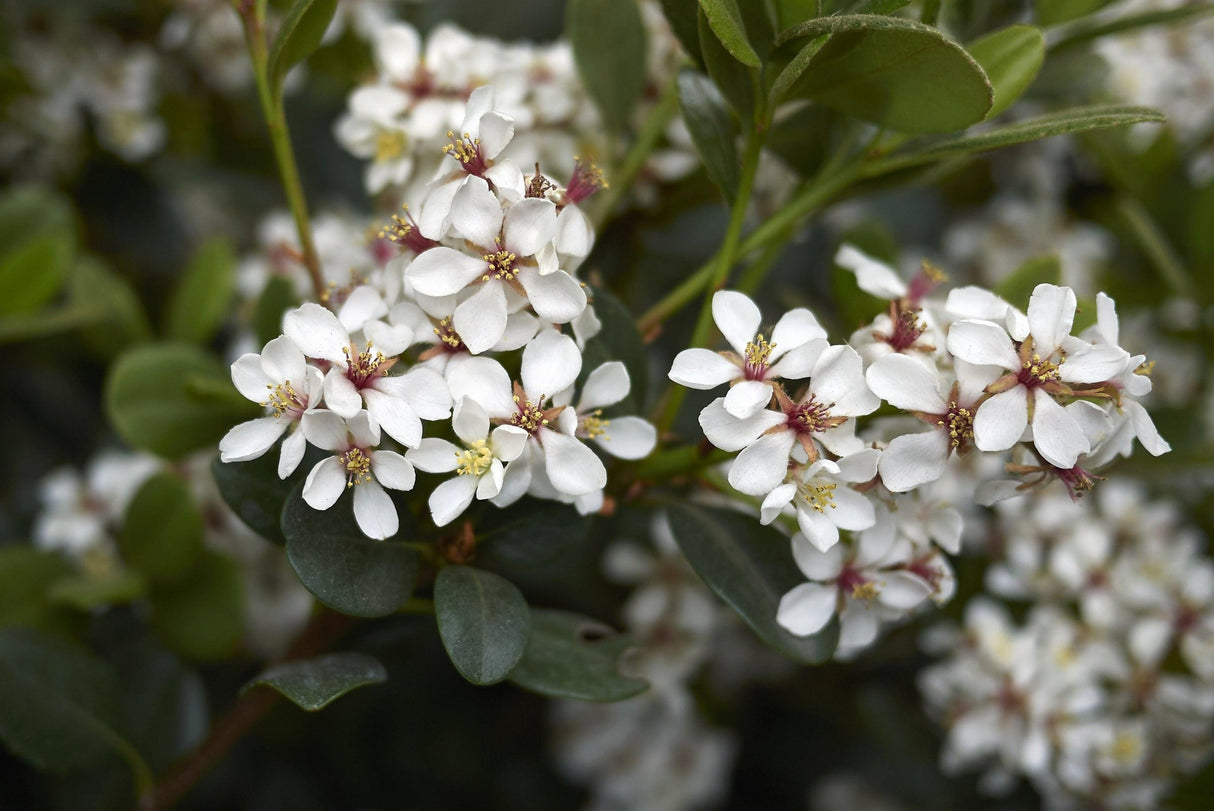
885,309 -> 927,351
566,158 -> 606,204
785,395 -> 837,435
1017,352 -> 1061,388
743,334 -> 775,381
442,131 -> 489,177
344,343 -> 393,389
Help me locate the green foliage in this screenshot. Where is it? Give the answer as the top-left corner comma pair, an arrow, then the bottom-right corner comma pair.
567,0 -> 648,133
149,550 -> 243,660
968,25 -> 1045,119
1034,0 -> 1116,27
0,547 -> 77,635
666,502 -> 840,664
49,571 -> 146,611
659,0 -> 704,65
254,275 -> 300,347
244,652 -> 388,711
435,566 -> 531,685
0,233 -> 74,317
996,254 -> 1062,306
282,486 -> 419,617
509,609 -> 648,702
768,33 -> 828,107
68,257 -> 151,358
211,449 -> 307,545
118,646 -> 207,774
267,0 -> 339,103
677,69 -> 740,201
698,0 -> 761,67
105,342 -> 260,460
697,9 -> 756,119
477,501 -> 594,567
164,237 -> 235,344
1048,4 -> 1214,52
778,15 -> 993,134
0,628 -> 152,791
771,0 -> 821,31
119,474 -> 205,586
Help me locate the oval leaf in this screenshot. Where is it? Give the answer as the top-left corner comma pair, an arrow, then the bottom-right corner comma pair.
477,501 -> 593,568
778,14 -> 993,134
211,449 -> 311,546
119,473 -> 205,585
666,502 -> 839,664
282,485 -> 419,617
267,0 -> 338,102
0,233 -> 73,317
568,0 -> 648,133
244,652 -> 387,711
968,25 -> 1045,119
165,237 -> 235,344
698,0 -> 761,67
0,547 -> 77,634
677,69 -> 740,201
698,9 -> 756,118
69,257 -> 151,359
149,550 -> 243,661
435,567 -> 531,686
508,609 -> 648,702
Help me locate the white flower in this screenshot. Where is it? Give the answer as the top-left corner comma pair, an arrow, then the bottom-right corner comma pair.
669,290 -> 827,419
556,361 -> 657,461
299,411 -> 415,540
406,397 -> 528,526
221,335 -> 324,477
759,449 -> 879,552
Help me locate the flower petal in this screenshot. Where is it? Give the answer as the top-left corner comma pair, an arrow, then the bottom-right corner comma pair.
699,398 -> 786,451
791,533 -> 844,580
219,417 -> 288,463
540,429 -> 606,496
406,247 -> 489,297
1027,283 -> 1076,357
593,416 -> 656,460
973,387 -> 1028,453
278,428 -> 307,479
1030,388 -> 1089,468
406,437 -> 460,473
303,457 -> 347,510
946,319 -> 1018,369
770,308 -> 826,357
712,290 -> 761,355
452,397 -> 489,444
371,450 -> 415,491
284,303 -> 350,365
453,281 -> 508,355
796,508 -> 841,553
490,425 -> 528,462
259,335 -> 307,386
300,410 -> 350,452
835,244 -> 906,299
810,345 -> 878,416
668,349 -> 739,389
776,582 -> 838,637
579,362 -> 630,410
428,475 -> 479,527
516,268 -> 587,324
723,380 -> 773,419
450,175 -> 504,248
865,353 -> 946,413
353,480 -> 398,540
447,357 -> 515,419
878,431 -> 949,492
521,329 -> 582,400
364,389 -> 422,448
728,430 -> 796,496
323,369 -> 363,419
503,198 -> 557,257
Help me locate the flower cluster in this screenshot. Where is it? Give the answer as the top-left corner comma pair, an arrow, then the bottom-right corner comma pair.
668,246 -> 1170,656
221,87 -> 656,537
921,482 -> 1214,808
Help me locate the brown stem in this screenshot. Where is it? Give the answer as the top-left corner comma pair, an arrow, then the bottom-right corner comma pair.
140,608 -> 354,811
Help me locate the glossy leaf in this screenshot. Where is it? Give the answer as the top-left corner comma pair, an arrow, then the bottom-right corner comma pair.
477,501 -> 594,567
68,257 -> 151,358
282,485 -> 419,617
267,0 -> 338,102
164,237 -> 235,344
149,550 -> 243,660
0,547 -> 77,634
698,0 -> 761,67
509,609 -> 647,702
968,25 -> 1045,119
677,69 -> 740,201
244,652 -> 387,711
105,342 -> 260,460
0,627 -> 152,790
568,0 -> 648,132
119,474 -> 205,585
118,645 -> 208,773
211,449 -> 308,546
435,567 -> 531,685
0,232 -> 73,316
778,14 -> 993,134
666,502 -> 840,664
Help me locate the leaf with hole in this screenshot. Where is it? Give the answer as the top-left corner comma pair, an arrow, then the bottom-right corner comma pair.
509,609 -> 648,702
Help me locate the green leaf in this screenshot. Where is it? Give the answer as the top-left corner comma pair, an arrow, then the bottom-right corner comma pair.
580,286 -> 650,412
119,474 -> 205,586
768,34 -> 829,106
1048,4 -> 1214,51
0,304 -> 110,344
282,485 -> 419,617
660,0 -> 705,64
49,570 -> 146,611
698,9 -> 756,119
105,342 -> 260,460
0,185 -> 74,251
666,502 -> 840,664
266,0 -> 338,102
118,646 -> 207,774
0,547 -> 76,634
0,627 -> 152,792
866,105 -> 1166,174
568,0 -> 648,133
509,609 -> 648,702
0,233 -> 73,316
996,254 -> 1061,306
435,567 -> 531,686
846,0 -> 910,13
772,0 -> 820,31
778,14 -> 993,134
149,550 -> 243,660
699,0 -> 761,67
677,69 -> 740,201
477,501 -> 594,567
211,450 -> 305,546
254,275 -> 300,347
164,238 -> 235,344
968,26 -> 1045,119
1034,0 -> 1115,27
244,652 -> 387,711
68,257 -> 151,358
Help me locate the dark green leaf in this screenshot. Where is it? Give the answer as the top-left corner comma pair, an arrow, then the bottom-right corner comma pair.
772,0 -> 820,31
1048,4 -> 1214,51
660,0 -> 705,64
765,102 -> 842,177
0,185 -> 74,251
478,501 -> 594,567
254,275 -> 300,347
666,502 -> 840,664
105,342 -> 260,460
0,547 -> 77,634
699,0 -> 761,67
68,257 -> 151,358
968,25 -> 1045,119
509,609 -> 647,702
49,570 -> 146,611
149,550 -> 243,660
996,254 -> 1061,306
778,14 -> 993,134
0,233 -> 73,316
435,567 -> 531,685
768,33 -> 829,106
568,0 -> 648,133
119,474 -> 204,585
865,105 -> 1166,174
267,0 -> 339,102
677,69 -> 740,201
211,450 -> 305,546
1034,0 -> 1115,27
580,286 -> 650,412
244,652 -> 387,711
282,485 -> 419,617
846,0 -> 910,13
164,238 -> 235,344
0,627 -> 151,790
698,9 -> 756,119
118,645 -> 207,773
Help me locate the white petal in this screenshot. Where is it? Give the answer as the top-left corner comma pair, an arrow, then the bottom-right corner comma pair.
699,398 -> 786,452
428,475 -> 479,526
284,303 -> 350,365
259,335 -> 307,386
278,428 -> 307,478
389,366 -> 452,420
946,319 -> 1018,369
668,349 -> 739,389
337,285 -> 388,333
540,429 -> 606,496
364,389 -> 422,448
219,417 -> 288,462
1027,283 -> 1076,357
1125,400 -> 1170,456
728,431 -> 796,496
878,431 -> 949,492
830,487 -> 875,531
503,198 -> 557,257
477,460 -> 504,499
593,416 -> 656,460
447,357 -> 515,419
836,448 -> 880,482
878,571 -> 933,609
796,508 -> 841,553
406,247 -> 488,297
363,320 -> 414,357
838,606 -> 878,650
809,345 -> 878,416
452,397 -> 489,444
928,508 -> 963,555
712,290 -> 761,354
777,582 -> 838,636
835,244 -> 906,299
555,204 -> 593,261
353,480 -> 398,540
371,450 -> 415,491
791,534 -> 844,580
770,308 -> 826,357
375,24 -> 420,79
973,388 -> 1028,453
489,425 -> 528,462
461,85 -> 495,131
477,111 -> 514,159
946,286 -> 1013,321
450,175 -> 504,248
521,329 -> 582,400
760,484 -> 796,524
517,268 -> 587,324
1059,345 -> 1130,384
303,457 -> 347,510
723,380 -> 773,419
453,282 -> 508,355
579,362 -> 630,410
231,354 -> 274,403
406,438 -> 460,473
323,369 -> 363,419
767,339 -> 826,380
300,410 -> 350,452
1030,389 -> 1089,469
865,354 -> 946,413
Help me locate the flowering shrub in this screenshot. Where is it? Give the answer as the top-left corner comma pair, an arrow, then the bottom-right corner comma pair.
1,1 -> 1213,810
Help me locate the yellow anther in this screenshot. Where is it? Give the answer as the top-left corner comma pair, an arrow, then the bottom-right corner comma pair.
483,249 -> 518,280
442,131 -> 481,165
580,409 -> 610,440
341,448 -> 373,487
936,401 -> 974,449
799,481 -> 838,513
262,381 -> 301,418
374,128 -> 407,162
744,334 -> 775,369
455,439 -> 494,477
851,582 -> 880,600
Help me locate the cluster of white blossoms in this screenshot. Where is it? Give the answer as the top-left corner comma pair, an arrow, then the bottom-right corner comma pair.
221,87 -> 657,538
921,482 -> 1214,809
669,245 -> 1170,656
334,5 -> 695,204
